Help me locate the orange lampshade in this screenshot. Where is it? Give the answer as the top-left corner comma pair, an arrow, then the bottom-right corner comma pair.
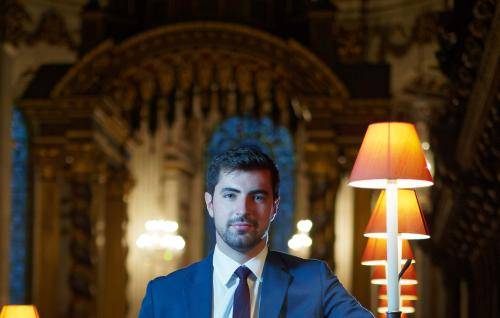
379,285 -> 418,300
371,264 -> 417,285
378,299 -> 415,314
361,238 -> 414,266
365,189 -> 430,239
0,305 -> 40,318
349,122 -> 433,189
378,314 -> 407,318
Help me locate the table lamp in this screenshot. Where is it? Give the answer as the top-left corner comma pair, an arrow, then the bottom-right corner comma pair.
361,238 -> 414,266
349,122 -> 433,317
371,264 -> 417,285
0,305 -> 40,318
365,189 -> 429,240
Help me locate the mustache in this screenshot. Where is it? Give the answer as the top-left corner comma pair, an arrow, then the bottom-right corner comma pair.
228,216 -> 258,227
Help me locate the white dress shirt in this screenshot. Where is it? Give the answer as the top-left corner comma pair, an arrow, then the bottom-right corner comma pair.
212,244 -> 268,318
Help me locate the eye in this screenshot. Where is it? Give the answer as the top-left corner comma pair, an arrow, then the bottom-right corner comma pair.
223,193 -> 236,200
254,194 -> 266,202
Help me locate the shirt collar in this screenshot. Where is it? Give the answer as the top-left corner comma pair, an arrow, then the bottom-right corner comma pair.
213,244 -> 269,286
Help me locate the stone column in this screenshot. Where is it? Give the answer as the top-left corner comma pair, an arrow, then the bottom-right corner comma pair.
32,145 -> 63,318
100,167 -> 131,318
64,143 -> 129,318
64,147 -> 98,318
0,45 -> 14,306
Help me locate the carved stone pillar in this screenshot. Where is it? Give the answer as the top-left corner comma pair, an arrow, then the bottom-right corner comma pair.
64,143 -> 129,318
101,167 -> 131,318
64,146 -> 98,318
32,145 -> 63,318
0,48 -> 14,306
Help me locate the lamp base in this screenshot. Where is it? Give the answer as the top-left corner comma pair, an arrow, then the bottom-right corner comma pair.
386,312 -> 402,318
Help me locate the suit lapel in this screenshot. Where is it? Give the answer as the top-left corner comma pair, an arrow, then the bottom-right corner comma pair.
185,253 -> 213,317
259,251 -> 292,318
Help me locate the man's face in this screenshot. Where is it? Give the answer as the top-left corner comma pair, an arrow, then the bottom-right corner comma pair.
205,169 -> 278,253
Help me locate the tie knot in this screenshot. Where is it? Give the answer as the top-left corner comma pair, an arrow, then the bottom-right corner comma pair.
234,266 -> 252,280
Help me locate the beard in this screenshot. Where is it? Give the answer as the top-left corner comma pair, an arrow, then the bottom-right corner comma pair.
216,215 -> 267,252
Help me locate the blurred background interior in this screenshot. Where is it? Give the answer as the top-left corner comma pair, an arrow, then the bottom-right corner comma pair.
0,0 -> 498,317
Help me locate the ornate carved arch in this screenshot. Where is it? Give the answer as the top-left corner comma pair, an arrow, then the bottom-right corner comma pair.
50,22 -> 348,146
53,22 -> 348,100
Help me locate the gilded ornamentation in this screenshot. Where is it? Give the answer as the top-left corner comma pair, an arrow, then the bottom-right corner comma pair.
375,11 -> 440,61
53,22 -> 348,99
33,146 -> 61,181
333,24 -> 365,63
29,9 -> 76,50
158,67 -> 175,95
198,64 -> 213,91
0,0 -> 76,50
217,63 -> 233,90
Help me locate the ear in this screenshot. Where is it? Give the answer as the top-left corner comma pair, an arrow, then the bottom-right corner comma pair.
270,197 -> 280,222
204,192 -> 214,218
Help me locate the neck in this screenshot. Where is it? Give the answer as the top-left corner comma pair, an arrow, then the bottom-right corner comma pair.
216,237 -> 267,264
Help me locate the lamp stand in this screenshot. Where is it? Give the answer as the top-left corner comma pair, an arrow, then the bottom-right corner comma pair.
386,311 -> 402,318
386,181 -> 400,312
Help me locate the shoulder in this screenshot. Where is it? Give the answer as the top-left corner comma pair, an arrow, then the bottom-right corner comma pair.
148,256 -> 210,291
269,250 -> 330,274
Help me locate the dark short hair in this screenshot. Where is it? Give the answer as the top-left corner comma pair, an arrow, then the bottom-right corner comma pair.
206,146 -> 280,199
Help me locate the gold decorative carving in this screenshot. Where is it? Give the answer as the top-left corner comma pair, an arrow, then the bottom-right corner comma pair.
375,11 -> 440,61
29,9 -> 76,50
334,24 -> 365,63
33,146 -> 61,181
0,0 -> 76,50
53,22 -> 348,99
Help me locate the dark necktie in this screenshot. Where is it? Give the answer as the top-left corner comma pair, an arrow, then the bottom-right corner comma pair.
233,266 -> 252,318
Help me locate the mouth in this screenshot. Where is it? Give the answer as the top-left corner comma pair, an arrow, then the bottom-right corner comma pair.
230,222 -> 254,231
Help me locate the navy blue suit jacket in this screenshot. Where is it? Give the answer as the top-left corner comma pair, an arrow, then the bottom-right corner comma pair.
139,250 -> 374,317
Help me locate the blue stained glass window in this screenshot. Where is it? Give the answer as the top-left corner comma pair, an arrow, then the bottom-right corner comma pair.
206,116 -> 295,252
10,108 -> 29,303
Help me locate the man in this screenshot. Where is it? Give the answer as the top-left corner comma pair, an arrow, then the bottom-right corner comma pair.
139,147 -> 373,318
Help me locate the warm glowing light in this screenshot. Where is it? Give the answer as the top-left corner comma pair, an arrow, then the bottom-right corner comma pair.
378,299 -> 415,314
288,233 -> 312,250
371,264 -> 418,285
0,305 -> 40,318
136,233 -> 185,250
364,190 -> 430,240
361,238 -> 415,266
297,219 -> 313,233
379,285 -> 418,301
136,219 -> 185,251
349,122 -> 433,189
378,314 -> 408,318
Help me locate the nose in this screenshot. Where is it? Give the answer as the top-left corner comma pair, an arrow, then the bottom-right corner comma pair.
236,195 -> 255,216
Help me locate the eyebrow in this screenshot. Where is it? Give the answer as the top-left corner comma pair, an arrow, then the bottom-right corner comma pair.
220,187 -> 241,193
219,188 -> 270,195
